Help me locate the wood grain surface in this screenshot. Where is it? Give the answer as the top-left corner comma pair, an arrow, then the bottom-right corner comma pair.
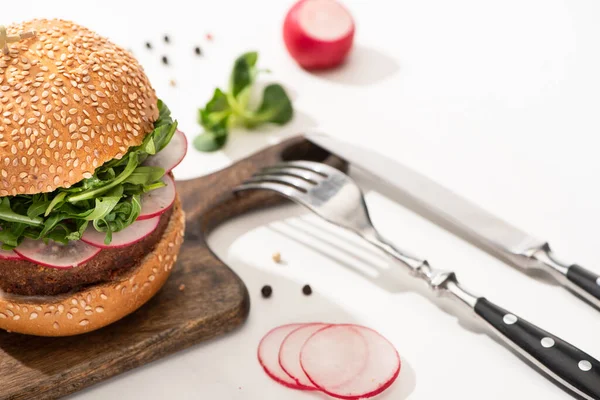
0,136 -> 346,400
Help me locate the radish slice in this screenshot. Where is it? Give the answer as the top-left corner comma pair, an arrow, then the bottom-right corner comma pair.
143,130 -> 187,173
283,0 -> 355,70
258,324 -> 315,390
138,174 -> 176,220
300,325 -> 368,394
301,324 -> 401,399
81,217 -> 160,249
14,239 -> 101,269
279,323 -> 329,389
0,249 -> 22,260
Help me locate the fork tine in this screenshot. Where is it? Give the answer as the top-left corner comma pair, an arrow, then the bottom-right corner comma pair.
259,166 -> 325,184
245,174 -> 314,192
233,181 -> 303,199
271,161 -> 341,177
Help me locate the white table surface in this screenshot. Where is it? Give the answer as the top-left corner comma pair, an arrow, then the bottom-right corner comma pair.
9,0 -> 600,398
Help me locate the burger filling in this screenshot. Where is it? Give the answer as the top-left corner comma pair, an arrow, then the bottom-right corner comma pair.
0,100 -> 183,295
0,100 -> 177,249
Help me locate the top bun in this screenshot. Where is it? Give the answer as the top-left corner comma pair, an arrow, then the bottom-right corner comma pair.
0,19 -> 158,195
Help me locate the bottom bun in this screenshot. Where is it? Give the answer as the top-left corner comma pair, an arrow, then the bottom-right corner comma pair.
0,195 -> 185,336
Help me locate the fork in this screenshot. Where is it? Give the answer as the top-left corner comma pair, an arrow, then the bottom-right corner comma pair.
235,160 -> 600,400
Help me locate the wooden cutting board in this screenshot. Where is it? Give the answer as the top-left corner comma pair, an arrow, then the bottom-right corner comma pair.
0,136 -> 346,400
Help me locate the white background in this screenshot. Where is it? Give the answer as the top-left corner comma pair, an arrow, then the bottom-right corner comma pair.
8,0 -> 600,398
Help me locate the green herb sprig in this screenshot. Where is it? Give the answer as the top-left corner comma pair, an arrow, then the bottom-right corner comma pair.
194,52 -> 294,152
0,100 -> 178,249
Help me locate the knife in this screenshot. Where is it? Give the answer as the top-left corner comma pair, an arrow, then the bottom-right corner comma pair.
307,134 -> 600,310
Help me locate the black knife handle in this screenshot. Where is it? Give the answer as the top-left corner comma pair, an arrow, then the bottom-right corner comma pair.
474,297 -> 600,400
566,265 -> 600,305
532,247 -> 600,310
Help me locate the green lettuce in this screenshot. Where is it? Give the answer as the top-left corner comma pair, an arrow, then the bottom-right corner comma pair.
193,52 -> 293,152
0,100 -> 177,249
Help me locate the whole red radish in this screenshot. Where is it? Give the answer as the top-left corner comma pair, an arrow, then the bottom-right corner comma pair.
283,0 -> 355,70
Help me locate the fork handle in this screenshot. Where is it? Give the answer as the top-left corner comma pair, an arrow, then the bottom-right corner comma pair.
365,228 -> 600,399
442,279 -> 600,400
474,297 -> 600,399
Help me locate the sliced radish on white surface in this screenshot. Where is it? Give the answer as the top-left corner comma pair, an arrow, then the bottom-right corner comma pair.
81,216 -> 160,249
299,324 -> 368,396
279,323 -> 329,389
138,174 -> 176,220
14,239 -> 101,269
301,324 -> 400,399
0,248 -> 22,260
258,324 -> 316,390
143,130 -> 187,173
283,0 -> 355,70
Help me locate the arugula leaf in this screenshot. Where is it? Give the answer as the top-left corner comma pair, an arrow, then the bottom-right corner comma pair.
27,198 -> 51,219
124,166 -> 165,186
65,220 -> 89,242
45,192 -> 67,217
152,121 -> 178,153
142,181 -> 167,192
0,198 -> 43,226
194,52 -> 293,152
0,100 -> 178,249
0,227 -> 21,248
67,153 -> 139,203
85,195 -> 121,222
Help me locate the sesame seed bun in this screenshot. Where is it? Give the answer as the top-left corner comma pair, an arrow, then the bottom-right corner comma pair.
0,195 -> 184,336
1,19 -> 158,195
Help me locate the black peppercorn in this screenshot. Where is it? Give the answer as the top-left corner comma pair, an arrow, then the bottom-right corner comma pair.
194,46 -> 202,56
261,285 -> 273,298
302,285 -> 312,296
145,42 -> 152,49
164,35 -> 170,43
161,55 -> 169,65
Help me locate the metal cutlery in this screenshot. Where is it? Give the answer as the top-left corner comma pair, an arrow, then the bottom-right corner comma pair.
307,134 -> 600,310
235,160 -> 600,400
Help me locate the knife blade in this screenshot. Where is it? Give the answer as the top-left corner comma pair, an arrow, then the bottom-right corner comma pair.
307,134 -> 600,309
